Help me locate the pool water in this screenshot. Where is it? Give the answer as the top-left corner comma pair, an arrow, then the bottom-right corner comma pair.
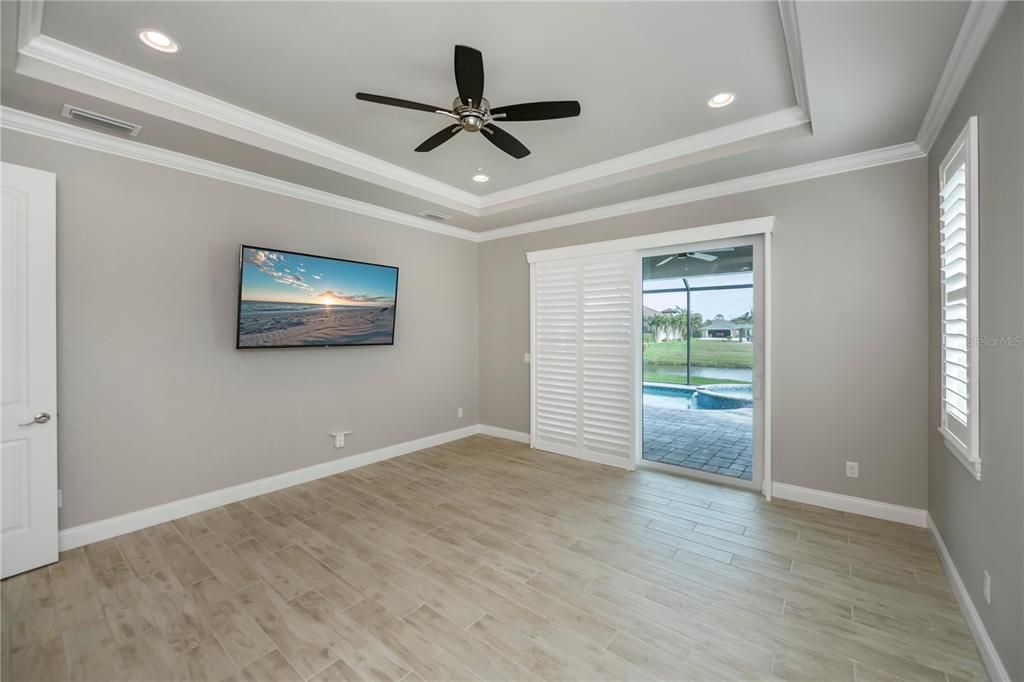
642,383 -> 753,410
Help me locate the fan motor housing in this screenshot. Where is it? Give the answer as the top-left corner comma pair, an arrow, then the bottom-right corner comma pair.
454,97 -> 490,132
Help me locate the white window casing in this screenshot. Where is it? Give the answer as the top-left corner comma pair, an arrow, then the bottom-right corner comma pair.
938,116 -> 980,479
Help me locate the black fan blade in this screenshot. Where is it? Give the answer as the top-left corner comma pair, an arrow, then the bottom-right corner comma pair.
481,123 -> 530,159
491,101 -> 581,121
356,92 -> 445,114
415,125 -> 462,152
454,45 -> 484,106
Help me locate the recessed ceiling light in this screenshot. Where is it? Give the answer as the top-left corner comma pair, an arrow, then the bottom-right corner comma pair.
707,92 -> 736,108
472,171 -> 490,183
138,29 -> 179,53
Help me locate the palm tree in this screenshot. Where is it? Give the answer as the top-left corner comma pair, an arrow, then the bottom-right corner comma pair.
649,314 -> 669,341
732,310 -> 753,341
732,311 -> 753,324
670,310 -> 688,341
689,311 -> 704,338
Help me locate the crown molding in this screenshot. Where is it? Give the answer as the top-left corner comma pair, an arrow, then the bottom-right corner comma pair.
477,141 -> 924,242
2,105 -> 924,247
777,0 -> 811,124
475,106 -> 809,213
0,106 -> 481,242
15,33 -> 485,214
15,0 -> 813,218
916,0 -> 1007,153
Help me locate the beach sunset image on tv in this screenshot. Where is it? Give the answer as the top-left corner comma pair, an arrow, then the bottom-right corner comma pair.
237,246 -> 398,348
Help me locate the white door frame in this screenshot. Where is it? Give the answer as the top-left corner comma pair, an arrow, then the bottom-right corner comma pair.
2,162 -> 59,577
527,217 -> 774,498
634,234 -> 770,495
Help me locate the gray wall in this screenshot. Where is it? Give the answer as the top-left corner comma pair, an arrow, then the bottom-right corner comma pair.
926,5 -> 1024,679
1,130 -> 480,529
480,160 -> 931,508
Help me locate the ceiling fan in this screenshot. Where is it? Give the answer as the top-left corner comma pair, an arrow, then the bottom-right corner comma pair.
655,249 -> 734,267
355,45 -> 581,159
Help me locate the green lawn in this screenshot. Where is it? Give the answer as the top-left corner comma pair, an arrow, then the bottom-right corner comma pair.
642,372 -> 749,386
643,339 -> 753,369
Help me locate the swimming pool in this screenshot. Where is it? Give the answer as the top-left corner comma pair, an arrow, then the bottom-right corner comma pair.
642,383 -> 752,410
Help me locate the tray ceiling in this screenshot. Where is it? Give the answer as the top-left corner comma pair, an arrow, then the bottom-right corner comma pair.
1,1 -> 971,234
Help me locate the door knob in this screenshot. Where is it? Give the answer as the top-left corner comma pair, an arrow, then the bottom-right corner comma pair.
19,412 -> 51,426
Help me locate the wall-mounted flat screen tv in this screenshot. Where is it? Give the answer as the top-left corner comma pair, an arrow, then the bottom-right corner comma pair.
237,245 -> 398,349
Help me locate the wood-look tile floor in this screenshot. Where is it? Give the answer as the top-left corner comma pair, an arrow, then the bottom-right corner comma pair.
1,435 -> 986,681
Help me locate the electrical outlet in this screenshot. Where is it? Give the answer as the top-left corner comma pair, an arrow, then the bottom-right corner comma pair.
457,407 -> 464,419
983,570 -> 991,605
524,352 -> 531,364
845,461 -> 859,478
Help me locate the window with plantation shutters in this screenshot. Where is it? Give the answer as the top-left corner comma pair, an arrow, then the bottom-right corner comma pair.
938,116 -> 980,479
531,252 -> 635,468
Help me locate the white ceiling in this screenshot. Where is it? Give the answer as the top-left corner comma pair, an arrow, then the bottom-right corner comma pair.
1,1 -> 969,234
36,1 -> 797,194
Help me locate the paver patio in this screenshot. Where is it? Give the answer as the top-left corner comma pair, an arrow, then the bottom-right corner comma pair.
642,401 -> 753,480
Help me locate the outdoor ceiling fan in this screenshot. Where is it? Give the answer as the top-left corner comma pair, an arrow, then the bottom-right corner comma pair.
655,248 -> 735,267
355,45 -> 581,159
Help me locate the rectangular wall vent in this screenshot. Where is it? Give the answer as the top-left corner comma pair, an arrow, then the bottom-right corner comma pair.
61,105 -> 142,137
417,210 -> 450,222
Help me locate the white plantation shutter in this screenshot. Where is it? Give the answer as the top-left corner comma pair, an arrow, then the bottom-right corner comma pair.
581,255 -> 634,461
938,117 -> 979,478
532,252 -> 635,467
941,166 -> 969,423
533,259 -> 580,454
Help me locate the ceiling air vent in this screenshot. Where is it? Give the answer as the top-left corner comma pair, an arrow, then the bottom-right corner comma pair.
417,210 -> 450,222
61,105 -> 142,137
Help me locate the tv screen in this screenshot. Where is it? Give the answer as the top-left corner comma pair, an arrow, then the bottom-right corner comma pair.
237,245 -> 398,348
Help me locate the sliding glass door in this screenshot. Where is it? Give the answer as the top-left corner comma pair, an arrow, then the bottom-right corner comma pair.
639,237 -> 764,489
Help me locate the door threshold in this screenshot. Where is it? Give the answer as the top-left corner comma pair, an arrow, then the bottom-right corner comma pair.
639,459 -> 760,491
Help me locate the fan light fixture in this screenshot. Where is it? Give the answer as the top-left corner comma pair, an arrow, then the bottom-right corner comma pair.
707,92 -> 736,108
138,29 -> 179,53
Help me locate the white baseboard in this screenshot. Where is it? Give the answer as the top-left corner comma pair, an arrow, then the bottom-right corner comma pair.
477,424 -> 531,443
927,514 -> 1010,682
58,425 -> 481,550
771,483 -> 927,527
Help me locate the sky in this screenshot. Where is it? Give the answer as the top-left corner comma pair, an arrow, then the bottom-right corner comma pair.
643,272 -> 753,319
241,247 -> 397,306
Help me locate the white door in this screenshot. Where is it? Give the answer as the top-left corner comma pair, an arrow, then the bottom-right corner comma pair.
1,162 -> 58,578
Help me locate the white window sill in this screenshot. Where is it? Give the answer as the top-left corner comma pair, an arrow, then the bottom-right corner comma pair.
938,427 -> 981,480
